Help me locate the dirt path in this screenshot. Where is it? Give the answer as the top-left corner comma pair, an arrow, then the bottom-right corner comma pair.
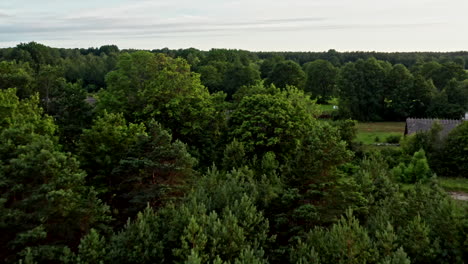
448,192 -> 468,201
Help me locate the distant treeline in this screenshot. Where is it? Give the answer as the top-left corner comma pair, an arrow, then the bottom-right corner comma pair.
157,48 -> 468,68
1,42 -> 467,122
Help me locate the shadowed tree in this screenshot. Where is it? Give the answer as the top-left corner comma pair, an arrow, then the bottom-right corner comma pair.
0,89 -> 110,263
304,59 -> 338,103
266,60 -> 306,89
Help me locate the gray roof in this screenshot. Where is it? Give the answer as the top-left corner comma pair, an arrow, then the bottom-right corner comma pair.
405,118 -> 463,137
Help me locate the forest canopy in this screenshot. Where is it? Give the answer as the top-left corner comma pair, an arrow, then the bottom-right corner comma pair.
0,42 -> 467,263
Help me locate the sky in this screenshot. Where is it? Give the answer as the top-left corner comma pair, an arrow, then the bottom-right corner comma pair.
0,0 -> 466,52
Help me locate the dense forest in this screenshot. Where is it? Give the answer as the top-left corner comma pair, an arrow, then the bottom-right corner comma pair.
0,42 -> 467,263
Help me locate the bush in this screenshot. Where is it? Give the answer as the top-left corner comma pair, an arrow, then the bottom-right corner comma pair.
400,121 -> 443,157
392,149 -> 432,183
386,135 -> 401,144
293,210 -> 376,264
434,121 -> 468,177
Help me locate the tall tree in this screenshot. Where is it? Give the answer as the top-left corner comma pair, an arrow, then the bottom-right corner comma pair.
228,86 -> 319,163
48,80 -> 94,149
222,62 -> 261,99
196,61 -> 227,93
266,60 -> 306,89
77,112 -> 146,195
434,121 -> 468,177
304,59 -> 339,103
338,58 -> 390,121
0,89 -> 109,263
259,55 -> 284,79
383,64 -> 414,120
0,61 -> 34,98
98,51 -> 226,165
34,65 -> 63,112
77,113 -> 196,223
407,75 -> 437,117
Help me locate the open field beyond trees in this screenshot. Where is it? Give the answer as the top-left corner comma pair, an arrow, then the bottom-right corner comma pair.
439,177 -> 468,193
356,122 -> 405,144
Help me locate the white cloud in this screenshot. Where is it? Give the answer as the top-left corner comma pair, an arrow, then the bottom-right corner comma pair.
0,0 -> 467,51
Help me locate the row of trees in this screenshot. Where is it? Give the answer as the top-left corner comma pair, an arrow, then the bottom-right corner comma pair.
159,48 -> 467,121
338,58 -> 467,120
0,42 -> 119,91
2,42 -> 467,121
1,44 -> 467,263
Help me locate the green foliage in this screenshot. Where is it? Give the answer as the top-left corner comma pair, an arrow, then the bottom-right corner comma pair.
80,168 -> 275,264
259,56 -> 284,79
222,63 -> 261,99
102,207 -> 166,263
383,64 -> 414,120
78,112 -> 196,222
14,42 -> 60,68
33,65 -> 63,112
373,222 -> 399,259
379,247 -> 411,264
0,89 -> 110,263
76,229 -> 107,264
435,79 -> 468,118
190,166 -> 281,212
289,240 -> 320,264
265,60 -> 306,89
437,177 -> 468,193
330,119 -> 358,147
435,121 -> 468,177
195,56 -> 261,100
398,214 -> 435,262
229,85 -> 319,163
392,149 -> 432,183
366,183 -> 468,263
0,61 -> 34,98
286,121 -> 353,187
289,157 -> 403,263
415,61 -> 467,90
49,80 -> 94,149
197,62 -> 226,93
98,51 -> 225,165
231,81 -> 278,105
304,59 -> 339,103
173,196 -> 271,263
352,156 -> 400,210
385,135 -> 401,144
2,43 -> 468,263
111,120 -> 196,218
77,111 -> 146,192
338,58 -> 390,121
295,210 -> 375,264
401,121 -> 443,157
409,75 -> 437,117
222,139 -> 247,170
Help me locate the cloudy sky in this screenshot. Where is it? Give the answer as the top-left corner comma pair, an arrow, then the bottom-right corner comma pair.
0,0 -> 466,51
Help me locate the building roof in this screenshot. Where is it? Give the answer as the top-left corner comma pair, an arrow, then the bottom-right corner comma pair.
405,118 -> 463,137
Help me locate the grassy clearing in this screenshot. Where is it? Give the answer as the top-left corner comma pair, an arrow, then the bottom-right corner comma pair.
356,122 -> 405,145
438,177 -> 468,193
318,104 -> 336,112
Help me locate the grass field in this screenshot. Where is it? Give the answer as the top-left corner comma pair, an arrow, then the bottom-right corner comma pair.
356,122 -> 405,145
438,178 -> 468,193
318,104 -> 336,112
